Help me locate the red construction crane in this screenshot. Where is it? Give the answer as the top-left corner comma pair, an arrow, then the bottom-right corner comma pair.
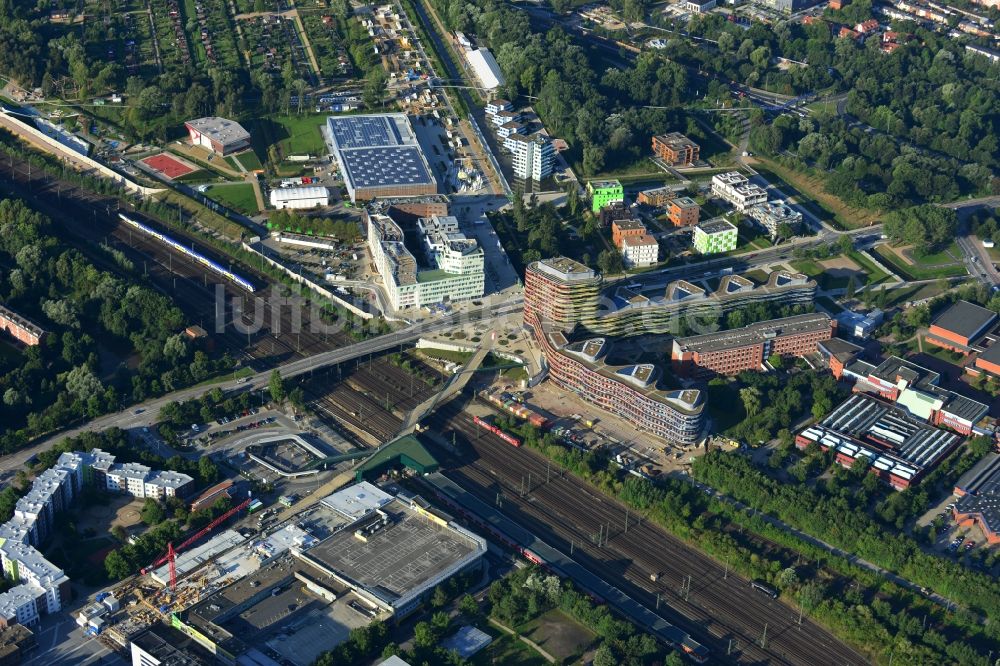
141,497 -> 252,590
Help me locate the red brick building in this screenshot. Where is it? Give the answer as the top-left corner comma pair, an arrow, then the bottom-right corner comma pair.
667,197 -> 700,227
651,133 -> 699,166
671,313 -> 834,377
927,300 -> 997,351
611,219 -> 648,248
0,305 -> 45,346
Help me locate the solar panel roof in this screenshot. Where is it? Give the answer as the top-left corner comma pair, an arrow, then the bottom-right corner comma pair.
341,146 -> 434,188
328,115 -> 403,150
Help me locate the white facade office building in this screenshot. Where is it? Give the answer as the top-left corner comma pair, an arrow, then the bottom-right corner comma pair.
367,211 -> 484,311
507,134 -> 555,182
711,172 -> 768,212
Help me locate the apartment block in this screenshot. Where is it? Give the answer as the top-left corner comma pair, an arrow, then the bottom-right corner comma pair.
636,186 -> 677,208
524,257 -> 816,336
651,133 -> 700,165
587,180 -> 624,213
711,172 -> 768,212
484,99 -> 513,117
693,219 -> 738,254
621,235 -> 659,267
507,134 -> 555,182
667,197 -> 700,227
747,200 -> 802,236
611,219 -> 648,248
0,305 -> 45,347
599,201 -> 635,228
671,313 -> 834,377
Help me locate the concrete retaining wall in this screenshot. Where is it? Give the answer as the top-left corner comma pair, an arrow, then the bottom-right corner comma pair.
0,111 -> 164,197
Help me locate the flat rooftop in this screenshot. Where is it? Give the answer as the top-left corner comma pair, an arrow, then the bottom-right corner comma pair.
327,114 -> 435,193
696,219 -> 736,235
931,300 -> 997,341
674,313 -> 831,354
302,499 -> 484,609
185,117 -> 250,145
320,481 -> 394,522
533,257 -> 597,282
340,146 -> 435,189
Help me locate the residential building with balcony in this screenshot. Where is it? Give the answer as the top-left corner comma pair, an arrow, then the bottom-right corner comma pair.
621,234 -> 659,267
587,180 -> 624,213
651,133 -> 700,165
693,219 -> 738,254
711,172 -> 768,212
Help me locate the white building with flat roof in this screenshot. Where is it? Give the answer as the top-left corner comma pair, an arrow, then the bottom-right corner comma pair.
711,172 -> 768,212
270,186 -> 330,210
366,211 -> 484,311
507,134 -> 555,182
621,234 -> 659,267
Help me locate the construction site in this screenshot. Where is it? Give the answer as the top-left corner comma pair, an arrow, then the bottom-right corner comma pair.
79,479 -> 486,665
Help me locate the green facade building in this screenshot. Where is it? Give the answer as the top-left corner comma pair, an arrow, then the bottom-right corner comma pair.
693,219 -> 738,254
587,180 -> 624,213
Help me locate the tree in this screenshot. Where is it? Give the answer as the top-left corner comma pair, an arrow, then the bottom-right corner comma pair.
430,585 -> 448,608
140,498 -> 165,525
777,567 -> 798,590
597,249 -> 624,276
593,644 -> 617,666
111,525 -> 128,542
845,275 -> 856,300
269,369 -> 286,404
199,457 -> 219,485
458,594 -> 479,619
739,386 -> 762,416
65,365 -> 103,401
104,549 -> 131,580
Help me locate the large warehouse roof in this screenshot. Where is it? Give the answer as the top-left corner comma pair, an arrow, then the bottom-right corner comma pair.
326,114 -> 436,201
465,48 -> 504,89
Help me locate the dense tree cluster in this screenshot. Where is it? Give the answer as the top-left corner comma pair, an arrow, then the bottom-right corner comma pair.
677,8 -> 999,171
881,205 -> 958,255
0,198 -> 235,452
693,450 -> 1000,658
706,362 -> 846,444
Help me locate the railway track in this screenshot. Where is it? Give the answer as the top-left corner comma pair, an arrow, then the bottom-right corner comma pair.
0,156 -> 347,366
426,397 -> 869,666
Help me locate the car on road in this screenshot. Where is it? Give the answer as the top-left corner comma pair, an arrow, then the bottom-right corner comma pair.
133,408 -> 144,414
191,424 -> 200,432
965,541 -> 975,551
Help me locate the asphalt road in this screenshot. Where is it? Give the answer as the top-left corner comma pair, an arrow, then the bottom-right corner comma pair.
1,299 -> 524,476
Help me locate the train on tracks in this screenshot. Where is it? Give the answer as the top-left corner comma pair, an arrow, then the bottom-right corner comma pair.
422,472 -> 710,663
479,390 -> 550,430
472,416 -> 522,447
118,213 -> 256,292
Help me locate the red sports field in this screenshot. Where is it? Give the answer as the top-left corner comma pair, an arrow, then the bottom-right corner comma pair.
141,152 -> 196,179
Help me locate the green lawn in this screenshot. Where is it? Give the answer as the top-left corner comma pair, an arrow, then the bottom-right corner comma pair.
262,115 -> 329,156
205,183 -> 259,215
223,155 -> 240,171
908,242 -> 961,267
846,249 -> 890,285
744,268 -> 771,283
173,169 -> 213,183
872,246 -> 967,281
192,365 -> 254,389
235,150 -> 264,171
470,633 -> 549,666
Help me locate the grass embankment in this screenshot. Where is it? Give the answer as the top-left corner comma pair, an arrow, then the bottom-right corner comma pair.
753,157 -> 881,230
